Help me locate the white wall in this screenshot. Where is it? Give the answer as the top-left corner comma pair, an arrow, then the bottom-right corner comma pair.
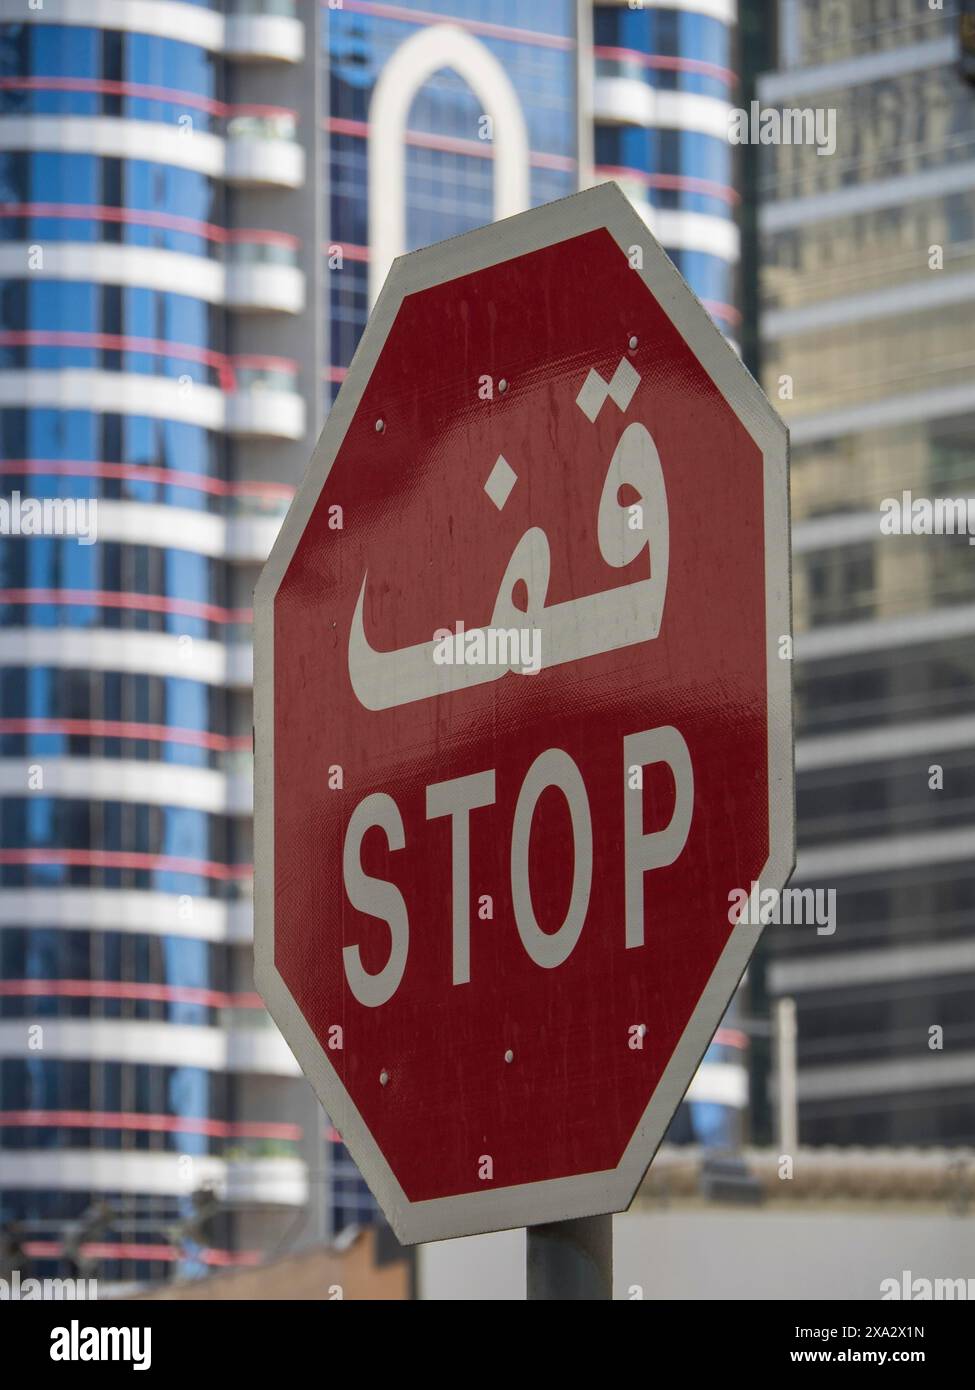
419,1208 -> 975,1300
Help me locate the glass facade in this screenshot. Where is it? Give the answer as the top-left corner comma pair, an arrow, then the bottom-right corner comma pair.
324,1 -> 578,397
592,1 -> 740,335
0,7 -> 306,1286
761,0 -> 975,1147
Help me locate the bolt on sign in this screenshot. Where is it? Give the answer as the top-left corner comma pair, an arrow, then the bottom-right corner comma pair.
254,183 -> 794,1245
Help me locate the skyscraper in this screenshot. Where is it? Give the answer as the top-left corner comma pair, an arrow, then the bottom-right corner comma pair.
0,0 -> 322,1285
759,0 -> 975,1146
591,0 -> 740,346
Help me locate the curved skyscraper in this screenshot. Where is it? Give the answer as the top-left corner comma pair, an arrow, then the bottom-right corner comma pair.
0,0 -> 321,1285
592,0 -> 740,344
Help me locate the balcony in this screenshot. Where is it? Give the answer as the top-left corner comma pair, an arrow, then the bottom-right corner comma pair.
227,1024 -> 301,1075
225,235 -> 305,314
225,486 -> 289,562
225,359 -> 305,440
224,1155 -> 307,1206
224,110 -> 304,188
224,0 -> 305,65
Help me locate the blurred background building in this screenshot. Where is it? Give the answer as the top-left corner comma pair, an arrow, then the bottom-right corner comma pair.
760,0 -> 975,1151
3,0 -> 971,1295
0,0 -> 323,1286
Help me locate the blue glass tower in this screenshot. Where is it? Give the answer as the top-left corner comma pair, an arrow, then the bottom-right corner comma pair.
0,2 -> 319,1286
592,0 -> 740,342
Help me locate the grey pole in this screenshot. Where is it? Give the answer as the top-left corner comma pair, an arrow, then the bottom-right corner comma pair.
526,1215 -> 613,1300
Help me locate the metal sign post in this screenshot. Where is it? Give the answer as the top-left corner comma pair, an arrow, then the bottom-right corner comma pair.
527,1216 -> 613,1301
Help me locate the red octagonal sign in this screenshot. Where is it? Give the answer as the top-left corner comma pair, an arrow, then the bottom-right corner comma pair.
255,185 -> 794,1244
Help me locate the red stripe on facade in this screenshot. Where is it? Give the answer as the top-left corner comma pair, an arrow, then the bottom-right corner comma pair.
324,115 -> 576,171
337,0 -> 575,50
0,589 -> 252,624
593,45 -> 737,86
0,459 -> 294,500
0,980 -> 262,1006
594,164 -> 740,206
0,76 -> 296,122
0,203 -> 300,248
0,718 -> 250,750
0,849 -> 252,879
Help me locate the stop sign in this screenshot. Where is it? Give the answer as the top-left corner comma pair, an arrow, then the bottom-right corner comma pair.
254,183 -> 793,1244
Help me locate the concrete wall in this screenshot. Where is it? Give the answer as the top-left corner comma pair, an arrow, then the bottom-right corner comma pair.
419,1207 -> 975,1300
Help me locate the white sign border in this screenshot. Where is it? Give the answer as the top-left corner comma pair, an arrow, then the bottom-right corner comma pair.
254,182 -> 794,1245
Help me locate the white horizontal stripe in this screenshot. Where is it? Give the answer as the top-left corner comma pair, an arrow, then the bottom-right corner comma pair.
226,642 -> 252,688
764,269 -> 975,340
0,1151 -> 308,1205
792,509 -> 880,553
0,368 -> 225,430
0,369 -> 306,440
0,627 -> 233,686
684,1059 -> 747,1108
225,386 -> 306,440
228,1027 -> 301,1077
0,1150 -> 226,1196
796,824 -> 975,884
789,382 -> 975,447
0,115 -> 305,189
770,938 -> 975,994
85,499 -> 282,564
758,36 -> 955,103
224,13 -> 305,65
226,899 -> 253,944
0,242 -> 224,303
0,0 -> 225,50
225,134 -> 304,189
0,115 -> 224,176
0,887 -> 234,942
796,602 -> 975,663
594,79 -> 734,140
0,241 -> 307,316
762,159 -> 975,232
225,261 -> 305,314
0,758 -> 252,815
798,1050 -> 975,1101
797,712 -> 975,773
630,199 -> 740,262
223,1157 -> 308,1206
0,1018 -> 301,1075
